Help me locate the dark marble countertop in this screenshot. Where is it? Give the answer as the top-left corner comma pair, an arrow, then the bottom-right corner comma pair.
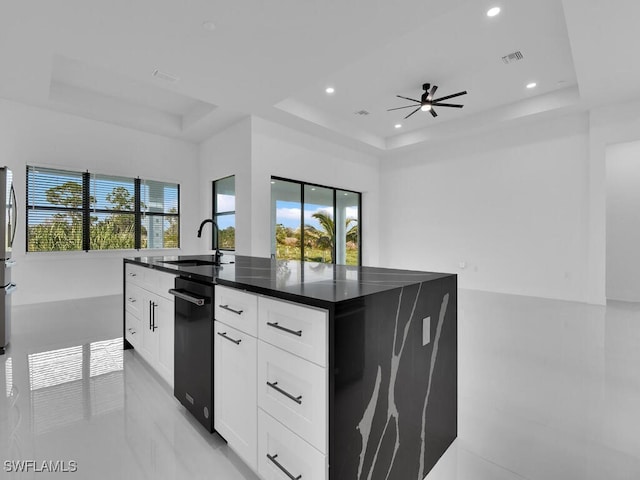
124,254 -> 454,306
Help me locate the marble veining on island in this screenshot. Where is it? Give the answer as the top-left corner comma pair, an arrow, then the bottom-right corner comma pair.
123,255 -> 457,480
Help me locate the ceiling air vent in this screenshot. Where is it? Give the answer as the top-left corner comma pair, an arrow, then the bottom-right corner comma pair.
354,110 -> 370,116
152,69 -> 180,83
501,51 -> 524,64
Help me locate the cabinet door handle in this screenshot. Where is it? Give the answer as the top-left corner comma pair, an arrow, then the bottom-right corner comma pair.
149,301 -> 152,330
266,381 -> 302,405
151,302 -> 157,331
128,272 -> 137,277
217,332 -> 241,345
219,304 -> 243,315
127,297 -> 136,303
266,454 -> 302,480
266,322 -> 302,337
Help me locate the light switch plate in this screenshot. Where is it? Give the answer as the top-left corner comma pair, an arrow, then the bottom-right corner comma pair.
423,316 -> 431,346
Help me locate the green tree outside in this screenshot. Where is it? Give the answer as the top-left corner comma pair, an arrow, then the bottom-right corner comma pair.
28,183 -> 178,251
275,212 -> 359,265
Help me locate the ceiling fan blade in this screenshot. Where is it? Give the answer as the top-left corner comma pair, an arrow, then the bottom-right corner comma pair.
430,103 -> 464,108
430,108 -> 438,118
428,85 -> 438,101
404,107 -> 421,119
396,95 -> 421,103
432,91 -> 468,102
387,105 -> 423,111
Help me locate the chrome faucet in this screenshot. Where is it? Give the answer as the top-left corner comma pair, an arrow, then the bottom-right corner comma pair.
197,219 -> 222,265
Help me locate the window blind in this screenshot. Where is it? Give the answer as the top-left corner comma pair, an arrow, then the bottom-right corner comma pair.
26,166 -> 180,252
26,166 -> 84,251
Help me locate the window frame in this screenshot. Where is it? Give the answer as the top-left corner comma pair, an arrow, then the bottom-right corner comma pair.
270,176 -> 362,266
26,165 -> 180,252
212,175 -> 236,252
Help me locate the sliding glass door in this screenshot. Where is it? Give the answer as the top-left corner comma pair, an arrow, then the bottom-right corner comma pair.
271,177 -> 361,266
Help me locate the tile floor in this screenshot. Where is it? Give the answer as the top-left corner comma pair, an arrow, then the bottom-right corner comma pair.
0,291 -> 638,479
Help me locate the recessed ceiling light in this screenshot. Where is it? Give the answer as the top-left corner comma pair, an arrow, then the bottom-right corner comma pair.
270,181 -> 275,184
526,82 -> 537,89
420,104 -> 432,112
394,124 -> 402,129
202,21 -> 216,31
311,187 -> 316,191
325,87 -> 335,94
487,6 -> 501,17
344,193 -> 348,196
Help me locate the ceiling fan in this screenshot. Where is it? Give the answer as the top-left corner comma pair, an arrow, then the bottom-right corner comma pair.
388,83 -> 467,118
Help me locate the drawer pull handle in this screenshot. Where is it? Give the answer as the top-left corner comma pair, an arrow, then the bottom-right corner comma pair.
217,332 -> 241,345
128,272 -> 137,277
266,322 -> 302,337
266,381 -> 302,405
128,297 -> 136,303
266,454 -> 302,480
219,304 -> 243,315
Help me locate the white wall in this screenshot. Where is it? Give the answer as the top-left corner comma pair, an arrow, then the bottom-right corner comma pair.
197,118 -> 252,254
251,117 -> 380,265
587,99 -> 640,305
381,114 -> 591,302
606,140 -> 640,301
0,99 -> 200,305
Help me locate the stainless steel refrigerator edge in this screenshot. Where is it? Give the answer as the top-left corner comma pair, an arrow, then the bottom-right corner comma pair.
0,167 -> 17,355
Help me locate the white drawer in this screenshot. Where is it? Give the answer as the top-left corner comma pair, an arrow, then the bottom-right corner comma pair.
258,296 -> 328,367
125,311 -> 141,348
258,409 -> 327,480
125,263 -> 176,300
145,267 -> 176,300
125,283 -> 144,317
258,341 -> 327,453
125,263 -> 146,287
215,285 -> 258,337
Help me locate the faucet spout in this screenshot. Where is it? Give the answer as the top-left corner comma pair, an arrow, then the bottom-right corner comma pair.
197,218 -> 214,238
197,219 -> 222,264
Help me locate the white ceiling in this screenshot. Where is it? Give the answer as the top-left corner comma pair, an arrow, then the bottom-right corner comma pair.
0,0 -> 637,150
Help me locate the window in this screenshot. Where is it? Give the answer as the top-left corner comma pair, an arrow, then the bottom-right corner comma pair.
212,176 -> 235,250
271,177 -> 361,265
26,166 -> 179,252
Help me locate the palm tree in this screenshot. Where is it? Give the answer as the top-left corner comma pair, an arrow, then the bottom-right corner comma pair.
305,211 -> 358,263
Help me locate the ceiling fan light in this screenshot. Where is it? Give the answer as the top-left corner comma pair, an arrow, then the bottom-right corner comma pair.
420,104 -> 432,111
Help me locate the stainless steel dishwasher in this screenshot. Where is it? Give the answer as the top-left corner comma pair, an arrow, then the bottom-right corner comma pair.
169,277 -> 214,433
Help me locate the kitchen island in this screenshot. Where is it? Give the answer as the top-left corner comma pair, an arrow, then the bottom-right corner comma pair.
123,255 -> 457,480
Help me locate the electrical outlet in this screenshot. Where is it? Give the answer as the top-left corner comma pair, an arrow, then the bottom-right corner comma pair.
423,317 -> 431,346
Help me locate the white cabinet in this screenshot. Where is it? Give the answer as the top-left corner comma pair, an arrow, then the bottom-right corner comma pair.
258,409 -> 327,480
138,297 -> 158,362
215,285 -> 258,336
211,285 -> 329,480
214,321 -> 257,470
125,311 -> 141,349
258,296 -> 328,367
125,263 -> 176,388
155,295 -> 174,386
258,341 -> 327,453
